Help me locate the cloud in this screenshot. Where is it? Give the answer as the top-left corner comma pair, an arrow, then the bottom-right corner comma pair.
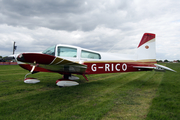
0,24 -> 124,54
0,0 -> 141,31
0,0 -> 98,31
0,0 -> 180,61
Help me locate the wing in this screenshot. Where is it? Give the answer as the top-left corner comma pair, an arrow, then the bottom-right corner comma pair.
17,53 -> 87,73
133,64 -> 176,72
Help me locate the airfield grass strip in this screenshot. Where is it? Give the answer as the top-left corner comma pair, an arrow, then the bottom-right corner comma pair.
46,72 -> 148,120
101,71 -> 164,120
0,64 -> 179,120
0,65 -> 148,120
0,66 -> 154,120
146,63 -> 180,120
0,71 -> 134,118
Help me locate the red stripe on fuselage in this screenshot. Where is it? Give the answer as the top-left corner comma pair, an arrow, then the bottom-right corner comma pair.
19,61 -> 156,75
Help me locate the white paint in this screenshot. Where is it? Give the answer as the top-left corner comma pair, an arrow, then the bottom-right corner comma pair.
91,63 -> 127,72
115,64 -> 120,71
24,78 -> 40,84
30,66 -> 36,73
68,75 -> 79,80
56,80 -> 79,87
122,63 -> 127,71
111,64 -> 114,71
155,64 -> 176,72
105,64 -> 110,71
98,67 -> 103,69
137,39 -> 156,60
91,64 -> 97,71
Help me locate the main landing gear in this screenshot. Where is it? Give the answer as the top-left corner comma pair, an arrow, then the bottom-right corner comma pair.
56,74 -> 79,87
56,74 -> 88,87
23,62 -> 89,87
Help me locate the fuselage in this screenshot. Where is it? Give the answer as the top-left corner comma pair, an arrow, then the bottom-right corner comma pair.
17,44 -> 156,75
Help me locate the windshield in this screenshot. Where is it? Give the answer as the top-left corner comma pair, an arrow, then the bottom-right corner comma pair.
42,45 -> 56,56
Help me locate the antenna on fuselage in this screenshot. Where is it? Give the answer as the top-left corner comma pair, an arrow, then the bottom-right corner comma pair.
107,41 -> 120,52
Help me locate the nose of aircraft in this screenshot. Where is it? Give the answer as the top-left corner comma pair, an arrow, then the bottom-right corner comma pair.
17,53 -> 25,62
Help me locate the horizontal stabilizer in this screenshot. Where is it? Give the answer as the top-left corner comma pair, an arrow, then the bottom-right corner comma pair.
154,64 -> 176,72
133,64 -> 176,72
133,66 -> 155,69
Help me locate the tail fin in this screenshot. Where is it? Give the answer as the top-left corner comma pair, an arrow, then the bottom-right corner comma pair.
137,33 -> 156,61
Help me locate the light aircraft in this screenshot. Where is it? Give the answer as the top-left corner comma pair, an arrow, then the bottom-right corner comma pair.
15,33 -> 176,87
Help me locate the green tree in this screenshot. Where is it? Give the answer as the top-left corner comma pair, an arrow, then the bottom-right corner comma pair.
164,59 -> 169,62
159,60 -> 163,62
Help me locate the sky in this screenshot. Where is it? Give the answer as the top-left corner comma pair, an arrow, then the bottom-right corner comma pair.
0,0 -> 180,60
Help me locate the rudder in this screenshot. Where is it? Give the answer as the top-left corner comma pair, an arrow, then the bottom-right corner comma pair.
137,33 -> 156,61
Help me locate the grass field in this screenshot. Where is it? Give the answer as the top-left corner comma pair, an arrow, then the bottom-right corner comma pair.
0,63 -> 179,120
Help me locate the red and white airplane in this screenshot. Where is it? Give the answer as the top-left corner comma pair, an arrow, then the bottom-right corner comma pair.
16,33 -> 175,87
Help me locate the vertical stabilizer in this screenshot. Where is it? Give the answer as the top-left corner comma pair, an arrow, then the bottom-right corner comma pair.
137,33 -> 156,61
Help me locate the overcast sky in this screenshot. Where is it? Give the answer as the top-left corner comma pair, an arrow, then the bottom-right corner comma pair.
0,0 -> 180,60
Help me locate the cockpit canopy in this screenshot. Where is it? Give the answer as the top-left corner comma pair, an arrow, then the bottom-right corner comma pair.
57,46 -> 77,58
42,45 -> 101,60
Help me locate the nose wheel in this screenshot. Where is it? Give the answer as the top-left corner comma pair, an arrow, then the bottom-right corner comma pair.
24,63 -> 40,84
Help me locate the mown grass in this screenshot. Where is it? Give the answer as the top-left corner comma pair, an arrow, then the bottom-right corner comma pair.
146,63 -> 180,120
0,64 -> 179,120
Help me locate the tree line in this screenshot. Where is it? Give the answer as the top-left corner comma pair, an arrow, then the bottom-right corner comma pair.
157,60 -> 180,63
